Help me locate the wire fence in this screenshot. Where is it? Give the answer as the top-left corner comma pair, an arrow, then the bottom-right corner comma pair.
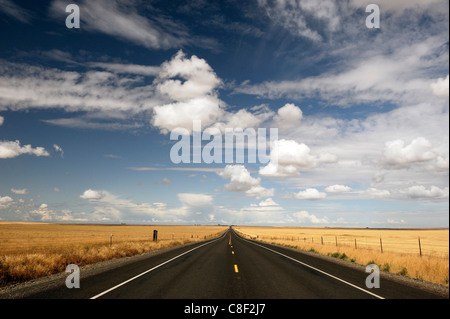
240,232 -> 449,258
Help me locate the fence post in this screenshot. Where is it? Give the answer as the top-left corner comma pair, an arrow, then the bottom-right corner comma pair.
418,237 -> 422,257
335,236 -> 338,247
355,238 -> 357,249
110,233 -> 113,247
321,236 -> 323,245
153,230 -> 158,241
380,237 -> 383,253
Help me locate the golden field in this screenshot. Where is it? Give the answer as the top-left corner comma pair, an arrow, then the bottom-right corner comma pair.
234,226 -> 449,287
0,222 -> 228,287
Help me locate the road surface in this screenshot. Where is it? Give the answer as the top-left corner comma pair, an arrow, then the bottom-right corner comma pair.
23,228 -> 446,299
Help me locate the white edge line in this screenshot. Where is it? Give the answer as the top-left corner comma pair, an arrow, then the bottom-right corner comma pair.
239,235 -> 385,299
90,232 -> 226,299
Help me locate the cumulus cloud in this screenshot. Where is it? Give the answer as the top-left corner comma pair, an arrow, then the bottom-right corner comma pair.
156,50 -> 222,101
219,165 -> 274,198
0,140 -> 50,159
259,139 -> 337,177
381,137 -> 437,168
29,203 -> 54,221
178,193 -> 213,207
402,185 -> 449,199
0,195 -> 13,209
293,211 -> 329,224
430,75 -> 449,99
293,188 -> 327,200
273,103 -> 303,130
79,189 -> 107,200
152,50 -> 224,134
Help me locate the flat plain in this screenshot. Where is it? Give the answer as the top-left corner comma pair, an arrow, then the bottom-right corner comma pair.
0,222 -> 228,287
234,226 -> 449,287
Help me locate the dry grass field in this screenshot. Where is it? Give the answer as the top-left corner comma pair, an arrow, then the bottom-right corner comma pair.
0,222 -> 228,287
234,226 -> 449,287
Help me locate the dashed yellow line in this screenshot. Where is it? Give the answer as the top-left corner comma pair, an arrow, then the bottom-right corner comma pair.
234,264 -> 239,273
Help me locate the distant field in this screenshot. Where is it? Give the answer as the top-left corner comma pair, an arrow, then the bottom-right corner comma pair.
234,226 -> 449,287
0,222 -> 228,287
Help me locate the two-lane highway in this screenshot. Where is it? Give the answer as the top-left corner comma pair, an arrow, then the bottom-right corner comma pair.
25,228 -> 446,299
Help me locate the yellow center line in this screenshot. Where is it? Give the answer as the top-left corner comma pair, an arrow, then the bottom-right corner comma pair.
234,264 -> 239,273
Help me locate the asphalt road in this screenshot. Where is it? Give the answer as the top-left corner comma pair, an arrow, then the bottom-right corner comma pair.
24,228 -> 446,299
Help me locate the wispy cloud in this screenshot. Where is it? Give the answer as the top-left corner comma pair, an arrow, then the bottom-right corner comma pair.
49,0 -> 218,51
0,0 -> 32,23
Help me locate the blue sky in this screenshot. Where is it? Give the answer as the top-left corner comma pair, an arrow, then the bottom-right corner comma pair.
0,0 -> 448,227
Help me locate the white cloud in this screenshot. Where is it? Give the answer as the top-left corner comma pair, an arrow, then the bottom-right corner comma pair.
430,75 -> 449,99
381,137 -> 437,168
273,103 -> 303,130
89,62 -> 161,76
402,185 -> 449,199
434,156 -> 449,171
0,195 -> 13,209
293,188 -> 327,200
219,165 -> 274,198
235,37 -> 447,107
77,188 -> 214,223
0,59 -> 161,118
49,0 -> 216,51
259,139 -> 337,177
79,189 -> 107,200
257,0 -> 340,42
157,50 -> 222,101
0,140 -> 50,159
10,188 -> 28,195
258,198 -> 279,207
178,193 -> 213,207
152,50 -> 224,134
293,211 -> 329,224
53,144 -> 64,158
152,96 -> 223,134
325,185 -> 352,193
212,109 -> 265,133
